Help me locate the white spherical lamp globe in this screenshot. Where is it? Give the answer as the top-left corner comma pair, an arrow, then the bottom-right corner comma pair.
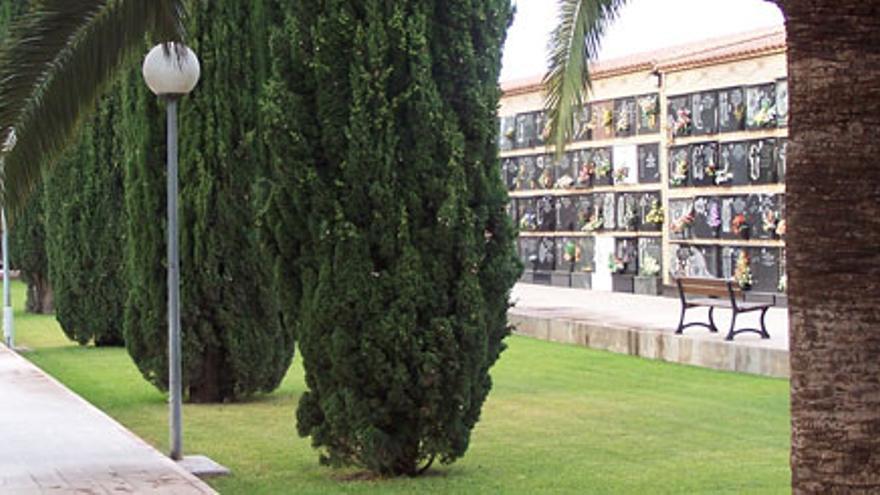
142,43 -> 200,96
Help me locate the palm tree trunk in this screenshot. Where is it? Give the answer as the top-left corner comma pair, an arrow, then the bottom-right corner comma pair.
779,1 -> 880,491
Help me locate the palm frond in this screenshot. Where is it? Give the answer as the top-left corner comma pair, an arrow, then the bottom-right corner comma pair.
543,0 -> 626,157
0,0 -> 185,219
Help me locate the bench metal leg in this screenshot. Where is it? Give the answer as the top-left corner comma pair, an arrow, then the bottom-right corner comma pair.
725,310 -> 738,341
676,304 -> 686,334
708,306 -> 719,333
759,307 -> 770,339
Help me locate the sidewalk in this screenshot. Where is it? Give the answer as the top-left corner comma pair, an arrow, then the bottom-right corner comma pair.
0,345 -> 215,494
510,283 -> 790,378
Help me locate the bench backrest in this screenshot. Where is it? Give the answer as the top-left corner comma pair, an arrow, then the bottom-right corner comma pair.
675,277 -> 741,304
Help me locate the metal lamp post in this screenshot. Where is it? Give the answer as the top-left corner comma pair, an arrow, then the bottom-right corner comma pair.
142,43 -> 200,461
2,129 -> 17,349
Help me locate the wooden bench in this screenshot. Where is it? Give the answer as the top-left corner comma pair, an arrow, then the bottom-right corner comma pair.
674,277 -> 773,341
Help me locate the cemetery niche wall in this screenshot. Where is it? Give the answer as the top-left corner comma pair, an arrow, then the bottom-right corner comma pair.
500,35 -> 788,297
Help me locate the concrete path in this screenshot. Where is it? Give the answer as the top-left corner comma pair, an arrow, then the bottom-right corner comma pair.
510,283 -> 790,377
0,345 -> 216,494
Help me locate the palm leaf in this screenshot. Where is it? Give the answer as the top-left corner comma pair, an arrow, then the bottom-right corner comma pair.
0,0 -> 186,219
544,0 -> 626,157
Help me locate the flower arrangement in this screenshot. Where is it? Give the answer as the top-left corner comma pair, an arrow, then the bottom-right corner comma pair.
608,254 -> 626,274
555,175 -> 574,189
732,213 -> 749,237
613,166 -> 629,182
638,97 -> 658,128
602,108 -> 614,132
539,167 -> 554,189
670,209 -> 695,234
752,99 -> 776,127
616,107 -> 631,133
582,215 -> 604,232
519,212 -> 538,231
563,240 -> 582,264
504,127 -> 515,140
593,158 -> 612,178
577,163 -> 594,185
640,255 -> 661,277
775,219 -> 787,237
734,250 -> 753,289
707,201 -> 722,229
778,274 -> 787,293
762,210 -> 780,236
670,156 -> 688,186
645,200 -> 664,225
621,202 -> 638,229
673,107 -> 692,136
714,168 -> 733,185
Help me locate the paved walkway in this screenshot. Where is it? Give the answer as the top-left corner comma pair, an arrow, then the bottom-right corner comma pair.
0,345 -> 215,494
510,283 -> 790,377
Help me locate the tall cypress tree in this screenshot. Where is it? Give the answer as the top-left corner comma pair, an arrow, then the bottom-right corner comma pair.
262,0 -> 519,475
42,86 -> 126,346
122,0 -> 293,402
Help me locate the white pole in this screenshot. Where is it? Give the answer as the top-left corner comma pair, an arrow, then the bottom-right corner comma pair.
2,207 -> 13,348
166,98 -> 183,461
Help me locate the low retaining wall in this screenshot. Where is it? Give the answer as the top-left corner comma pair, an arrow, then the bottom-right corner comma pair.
509,311 -> 789,378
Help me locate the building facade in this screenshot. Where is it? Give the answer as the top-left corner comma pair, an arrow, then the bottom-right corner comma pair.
499,27 -> 788,296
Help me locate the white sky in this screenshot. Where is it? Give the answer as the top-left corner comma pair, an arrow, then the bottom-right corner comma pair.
501,0 -> 785,82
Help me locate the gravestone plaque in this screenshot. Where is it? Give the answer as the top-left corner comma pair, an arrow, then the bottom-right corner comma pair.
690,142 -> 719,187
718,86 -> 746,133
514,112 -> 536,149
501,157 -> 519,191
692,195 -> 721,239
498,116 -> 516,151
667,95 -> 693,138
747,194 -> 783,240
516,197 -> 538,232
720,246 -> 740,280
591,100 -> 615,141
668,145 -> 690,187
533,111 -> 548,147
616,193 -> 639,231
776,79 -> 789,128
591,147 -> 614,187
553,153 -> 576,189
721,195 -> 750,240
575,194 -> 598,232
613,145 -> 638,185
536,195 -> 556,231
574,104 -> 593,141
518,237 -> 539,271
573,149 -> 592,188
691,90 -> 718,136
720,141 -> 749,186
670,244 -> 720,279
749,247 -> 781,293
557,237 -> 592,273
593,236 -> 616,291
637,191 -> 662,231
669,199 -> 695,240
556,195 -> 580,232
535,237 -> 557,272
615,238 -> 639,274
638,238 -> 662,275
637,143 -> 661,183
747,139 -> 777,184
600,192 -> 617,231
637,93 -> 660,135
776,138 -> 788,182
534,154 -> 555,189
515,155 -> 536,191
746,83 -> 777,129
613,97 -> 637,138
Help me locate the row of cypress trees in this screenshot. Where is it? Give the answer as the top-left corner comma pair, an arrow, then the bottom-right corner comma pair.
4,0 -> 520,474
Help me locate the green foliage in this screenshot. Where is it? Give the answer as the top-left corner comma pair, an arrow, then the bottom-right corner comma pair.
9,185 -> 52,313
121,0 -> 293,403
42,86 -> 126,346
262,0 -> 521,475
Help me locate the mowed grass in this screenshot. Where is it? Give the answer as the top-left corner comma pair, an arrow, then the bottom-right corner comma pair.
12,281 -> 791,494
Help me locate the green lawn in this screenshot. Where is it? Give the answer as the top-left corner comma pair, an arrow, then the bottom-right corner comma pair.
12,281 -> 790,494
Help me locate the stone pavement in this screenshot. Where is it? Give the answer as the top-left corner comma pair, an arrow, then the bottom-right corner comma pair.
510,283 -> 790,378
0,345 -> 216,494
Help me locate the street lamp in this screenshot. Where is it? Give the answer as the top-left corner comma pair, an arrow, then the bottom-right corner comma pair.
2,128 -> 17,350
142,42 -> 200,462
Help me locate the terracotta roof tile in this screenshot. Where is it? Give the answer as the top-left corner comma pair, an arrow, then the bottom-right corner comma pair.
501,25 -> 786,96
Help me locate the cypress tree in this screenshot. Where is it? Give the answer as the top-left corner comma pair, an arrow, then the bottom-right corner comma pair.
262,0 -> 520,475
42,86 -> 126,346
121,0 -> 293,402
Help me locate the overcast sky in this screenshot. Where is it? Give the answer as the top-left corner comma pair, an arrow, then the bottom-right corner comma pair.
501,0 -> 785,82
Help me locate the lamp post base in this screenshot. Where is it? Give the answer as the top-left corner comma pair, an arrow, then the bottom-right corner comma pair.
176,455 -> 231,479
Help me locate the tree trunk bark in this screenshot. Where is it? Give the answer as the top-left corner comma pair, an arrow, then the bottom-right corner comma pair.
25,274 -> 53,314
778,1 -> 880,492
